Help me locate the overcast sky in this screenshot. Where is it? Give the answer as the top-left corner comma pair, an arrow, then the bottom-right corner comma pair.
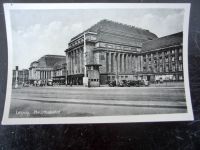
10,8 -> 184,69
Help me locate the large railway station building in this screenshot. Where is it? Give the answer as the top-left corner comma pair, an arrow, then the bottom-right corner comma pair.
65,19 -> 183,85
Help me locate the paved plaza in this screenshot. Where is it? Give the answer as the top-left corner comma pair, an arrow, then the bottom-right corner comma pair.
9,85 -> 187,118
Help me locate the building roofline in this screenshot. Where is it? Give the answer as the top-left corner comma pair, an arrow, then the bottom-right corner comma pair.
70,19 -> 157,42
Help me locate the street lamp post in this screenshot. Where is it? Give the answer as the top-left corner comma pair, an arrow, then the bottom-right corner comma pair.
15,66 -> 18,88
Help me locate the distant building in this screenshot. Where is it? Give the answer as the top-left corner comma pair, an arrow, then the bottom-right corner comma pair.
29,55 -> 66,84
53,59 -> 66,85
12,66 -> 29,86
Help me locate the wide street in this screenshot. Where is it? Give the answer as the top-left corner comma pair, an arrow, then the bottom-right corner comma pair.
9,85 -> 187,118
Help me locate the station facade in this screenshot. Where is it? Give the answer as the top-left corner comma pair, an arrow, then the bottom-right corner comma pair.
65,19 -> 184,85
28,55 -> 66,85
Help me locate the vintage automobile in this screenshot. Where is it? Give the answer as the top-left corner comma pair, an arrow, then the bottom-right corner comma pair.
23,82 -> 30,87
47,79 -> 53,86
118,80 -> 130,87
108,80 -> 116,87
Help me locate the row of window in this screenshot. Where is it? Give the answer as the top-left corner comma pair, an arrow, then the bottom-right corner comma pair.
69,38 -> 84,47
143,49 -> 182,60
108,75 -> 129,80
96,42 -> 136,51
143,55 -> 182,63
89,79 -> 99,82
69,35 -> 97,48
143,64 -> 183,72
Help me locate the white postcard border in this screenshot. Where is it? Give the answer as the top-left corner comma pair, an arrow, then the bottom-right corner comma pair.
2,3 -> 194,125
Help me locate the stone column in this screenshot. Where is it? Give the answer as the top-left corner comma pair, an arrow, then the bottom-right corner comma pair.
146,54 -> 148,72
162,51 -> 165,72
131,54 -> 134,73
129,54 -> 132,73
109,52 -> 111,73
47,71 -> 49,79
113,53 -> 117,73
115,53 -> 119,85
140,55 -> 143,72
133,55 -> 136,72
38,71 -> 40,80
138,56 -> 141,72
169,49 -> 172,72
69,52 -> 71,75
74,50 -> 77,74
69,52 -> 72,75
156,51 -> 159,73
151,53 -> 153,73
122,53 -> 124,73
40,71 -> 42,79
66,52 -> 69,80
127,54 -> 130,73
77,49 -> 79,73
79,49 -> 81,73
175,48 -> 178,72
40,71 -> 41,79
117,53 -> 120,73
124,54 -> 126,73
72,51 -> 74,75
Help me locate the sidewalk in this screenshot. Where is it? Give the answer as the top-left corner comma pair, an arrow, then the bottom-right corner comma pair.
149,82 -> 184,87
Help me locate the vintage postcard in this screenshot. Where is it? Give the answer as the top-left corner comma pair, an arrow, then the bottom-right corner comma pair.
2,3 -> 193,124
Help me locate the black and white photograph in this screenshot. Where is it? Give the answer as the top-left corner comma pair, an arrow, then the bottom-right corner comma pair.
2,3 -> 193,124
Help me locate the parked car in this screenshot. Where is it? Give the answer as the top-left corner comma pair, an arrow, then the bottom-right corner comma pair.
23,82 -> 29,87
140,79 -> 149,86
47,79 -> 53,86
108,80 -> 116,87
118,80 -> 130,87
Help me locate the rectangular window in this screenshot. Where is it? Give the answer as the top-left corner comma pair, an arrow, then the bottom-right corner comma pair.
172,56 -> 175,62
116,46 -> 121,49
100,42 -> 106,47
107,44 -> 113,48
95,43 -> 100,47
172,65 -> 175,72
160,66 -> 163,72
101,54 -> 105,60
124,47 -> 129,50
179,64 -> 183,71
165,65 -> 169,72
90,35 -> 97,41
179,55 -> 182,61
179,75 -> 183,80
